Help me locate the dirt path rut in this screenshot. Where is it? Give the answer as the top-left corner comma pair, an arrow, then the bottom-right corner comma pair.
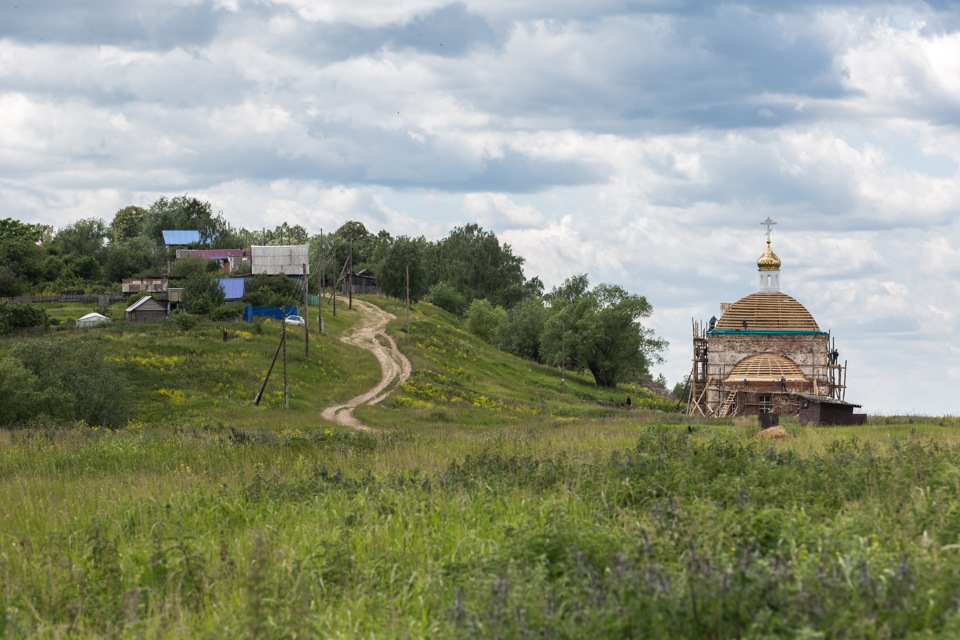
320,300 -> 411,431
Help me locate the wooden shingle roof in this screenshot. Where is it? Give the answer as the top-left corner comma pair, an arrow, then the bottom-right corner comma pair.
715,292 -> 820,332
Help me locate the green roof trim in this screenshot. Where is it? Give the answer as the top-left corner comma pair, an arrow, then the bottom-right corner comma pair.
709,329 -> 828,336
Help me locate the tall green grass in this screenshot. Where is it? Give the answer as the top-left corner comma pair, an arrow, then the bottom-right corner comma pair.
4,422 -> 960,637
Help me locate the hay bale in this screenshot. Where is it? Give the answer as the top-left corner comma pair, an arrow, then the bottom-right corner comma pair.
756,426 -> 793,440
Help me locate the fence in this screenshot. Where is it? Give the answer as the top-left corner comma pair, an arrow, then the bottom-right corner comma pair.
0,294 -> 127,305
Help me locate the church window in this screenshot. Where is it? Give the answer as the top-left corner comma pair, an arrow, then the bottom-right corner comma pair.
759,395 -> 772,414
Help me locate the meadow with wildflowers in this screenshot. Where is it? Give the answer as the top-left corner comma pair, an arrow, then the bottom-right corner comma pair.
2,298 -> 960,637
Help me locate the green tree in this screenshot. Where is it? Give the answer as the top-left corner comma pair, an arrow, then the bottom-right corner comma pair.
465,298 -> 507,345
182,271 -> 226,316
498,296 -> 548,362
242,274 -> 298,307
142,195 -> 226,245
53,218 -> 108,257
104,236 -> 162,282
377,236 -> 427,301
427,281 -> 467,317
109,205 -> 148,245
540,275 -> 665,388
0,218 -> 46,290
428,224 -> 529,308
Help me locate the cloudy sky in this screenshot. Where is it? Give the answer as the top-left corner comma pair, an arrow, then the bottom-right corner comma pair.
3,1 -> 960,415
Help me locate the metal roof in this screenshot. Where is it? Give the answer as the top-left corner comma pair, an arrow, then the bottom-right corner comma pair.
797,394 -> 862,408
250,245 -> 310,275
217,278 -> 246,301
125,296 -> 165,312
162,230 -> 203,245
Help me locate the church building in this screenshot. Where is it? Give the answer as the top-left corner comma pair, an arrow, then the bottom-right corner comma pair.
687,220 -> 858,422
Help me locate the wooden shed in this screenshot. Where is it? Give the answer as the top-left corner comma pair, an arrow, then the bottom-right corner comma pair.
797,394 -> 866,426
125,296 -> 168,323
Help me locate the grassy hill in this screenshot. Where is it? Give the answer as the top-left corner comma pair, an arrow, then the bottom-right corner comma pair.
3,298 -> 960,637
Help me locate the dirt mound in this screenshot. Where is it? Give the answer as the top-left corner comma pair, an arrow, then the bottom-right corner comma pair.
756,426 -> 793,440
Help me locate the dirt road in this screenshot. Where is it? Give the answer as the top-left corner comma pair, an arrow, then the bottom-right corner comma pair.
320,300 -> 411,431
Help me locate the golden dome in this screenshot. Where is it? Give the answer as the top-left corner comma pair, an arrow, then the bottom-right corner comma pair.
725,354 -> 806,383
714,292 -> 820,332
757,239 -> 781,271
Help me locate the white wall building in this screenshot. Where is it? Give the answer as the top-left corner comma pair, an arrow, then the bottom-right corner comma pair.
251,245 -> 310,276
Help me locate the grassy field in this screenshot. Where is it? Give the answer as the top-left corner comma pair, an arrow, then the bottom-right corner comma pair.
2,297 -> 960,637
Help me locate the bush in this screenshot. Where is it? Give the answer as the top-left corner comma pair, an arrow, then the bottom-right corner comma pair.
243,274 -> 298,307
0,303 -> 50,335
8,337 -> 133,428
464,298 -> 507,345
210,302 -> 244,321
427,281 -> 467,317
172,309 -> 199,332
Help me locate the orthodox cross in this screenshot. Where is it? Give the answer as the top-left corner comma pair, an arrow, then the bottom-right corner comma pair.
760,217 -> 777,241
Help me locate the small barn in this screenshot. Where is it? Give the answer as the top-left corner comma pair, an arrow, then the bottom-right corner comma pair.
126,296 -> 168,323
76,312 -> 112,329
340,268 -> 378,294
797,394 -> 866,426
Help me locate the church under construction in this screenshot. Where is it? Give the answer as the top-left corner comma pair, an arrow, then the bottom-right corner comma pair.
687,220 -> 864,425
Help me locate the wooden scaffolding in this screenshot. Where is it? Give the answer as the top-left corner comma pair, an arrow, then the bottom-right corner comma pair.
686,319 -> 710,416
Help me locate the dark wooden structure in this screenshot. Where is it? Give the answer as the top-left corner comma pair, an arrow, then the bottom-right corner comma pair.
340,268 -> 378,295
797,394 -> 866,426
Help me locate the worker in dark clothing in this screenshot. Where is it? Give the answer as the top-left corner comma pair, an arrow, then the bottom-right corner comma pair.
831,349 -> 839,364
780,376 -> 787,391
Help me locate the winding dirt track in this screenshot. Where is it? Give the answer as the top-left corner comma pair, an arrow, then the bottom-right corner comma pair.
320,300 -> 412,431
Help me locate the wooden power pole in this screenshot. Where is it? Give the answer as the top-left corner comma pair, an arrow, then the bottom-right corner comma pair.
318,228 -> 324,335
282,311 -> 289,408
302,262 -> 309,357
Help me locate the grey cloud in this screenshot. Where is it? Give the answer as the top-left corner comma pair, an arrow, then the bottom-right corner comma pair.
266,3 -> 501,64
0,1 -> 220,50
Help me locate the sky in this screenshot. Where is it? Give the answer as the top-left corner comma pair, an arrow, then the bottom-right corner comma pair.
2,1 -> 959,415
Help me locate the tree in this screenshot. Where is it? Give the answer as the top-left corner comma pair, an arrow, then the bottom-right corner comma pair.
141,195 -> 226,245
242,274 -> 298,307
428,224 -> 529,308
109,206 -> 148,245
0,218 -> 46,289
427,281 -> 467,317
540,275 -> 666,388
465,298 -> 507,345
377,236 -> 427,301
182,271 -> 226,316
498,296 -> 548,362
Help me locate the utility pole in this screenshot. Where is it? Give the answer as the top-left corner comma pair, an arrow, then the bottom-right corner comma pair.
282,310 -> 289,408
406,264 -> 410,334
332,238 -> 337,317
318,228 -> 325,335
561,320 -> 566,393
347,242 -> 353,310
254,334 -> 284,406
302,263 -> 309,357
